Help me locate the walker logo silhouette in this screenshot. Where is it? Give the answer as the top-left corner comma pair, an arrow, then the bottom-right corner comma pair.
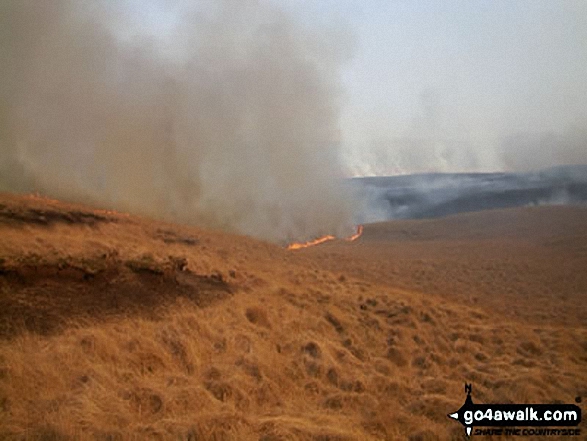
448,383 -> 582,437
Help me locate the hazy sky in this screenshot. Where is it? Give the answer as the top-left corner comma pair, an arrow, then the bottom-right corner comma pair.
122,0 -> 587,174
279,0 -> 587,174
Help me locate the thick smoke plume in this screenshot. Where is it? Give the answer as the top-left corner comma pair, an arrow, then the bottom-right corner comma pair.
0,0 -> 355,243
344,90 -> 587,177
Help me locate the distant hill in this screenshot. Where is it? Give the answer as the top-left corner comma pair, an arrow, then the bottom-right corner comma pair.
351,164 -> 587,222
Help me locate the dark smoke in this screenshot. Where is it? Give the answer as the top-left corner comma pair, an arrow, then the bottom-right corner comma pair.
0,0 -> 356,242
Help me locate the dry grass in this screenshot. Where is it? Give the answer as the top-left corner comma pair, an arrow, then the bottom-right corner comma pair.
0,193 -> 585,440
303,207 -> 587,327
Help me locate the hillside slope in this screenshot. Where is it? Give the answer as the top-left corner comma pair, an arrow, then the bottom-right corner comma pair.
0,193 -> 585,440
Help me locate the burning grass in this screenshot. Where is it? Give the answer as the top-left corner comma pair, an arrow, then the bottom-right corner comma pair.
287,226 -> 364,251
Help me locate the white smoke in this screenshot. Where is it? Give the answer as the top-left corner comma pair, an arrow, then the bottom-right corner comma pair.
0,0 -> 356,243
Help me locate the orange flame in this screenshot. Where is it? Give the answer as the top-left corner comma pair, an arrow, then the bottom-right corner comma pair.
287,225 -> 363,250
287,234 -> 336,250
344,224 -> 364,241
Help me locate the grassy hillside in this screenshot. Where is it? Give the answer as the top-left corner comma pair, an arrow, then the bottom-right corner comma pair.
0,194 -> 585,440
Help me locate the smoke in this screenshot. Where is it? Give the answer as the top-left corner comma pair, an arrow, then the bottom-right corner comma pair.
0,0 -> 356,243
343,89 -> 493,176
338,0 -> 587,178
499,125 -> 587,172
343,89 -> 587,177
